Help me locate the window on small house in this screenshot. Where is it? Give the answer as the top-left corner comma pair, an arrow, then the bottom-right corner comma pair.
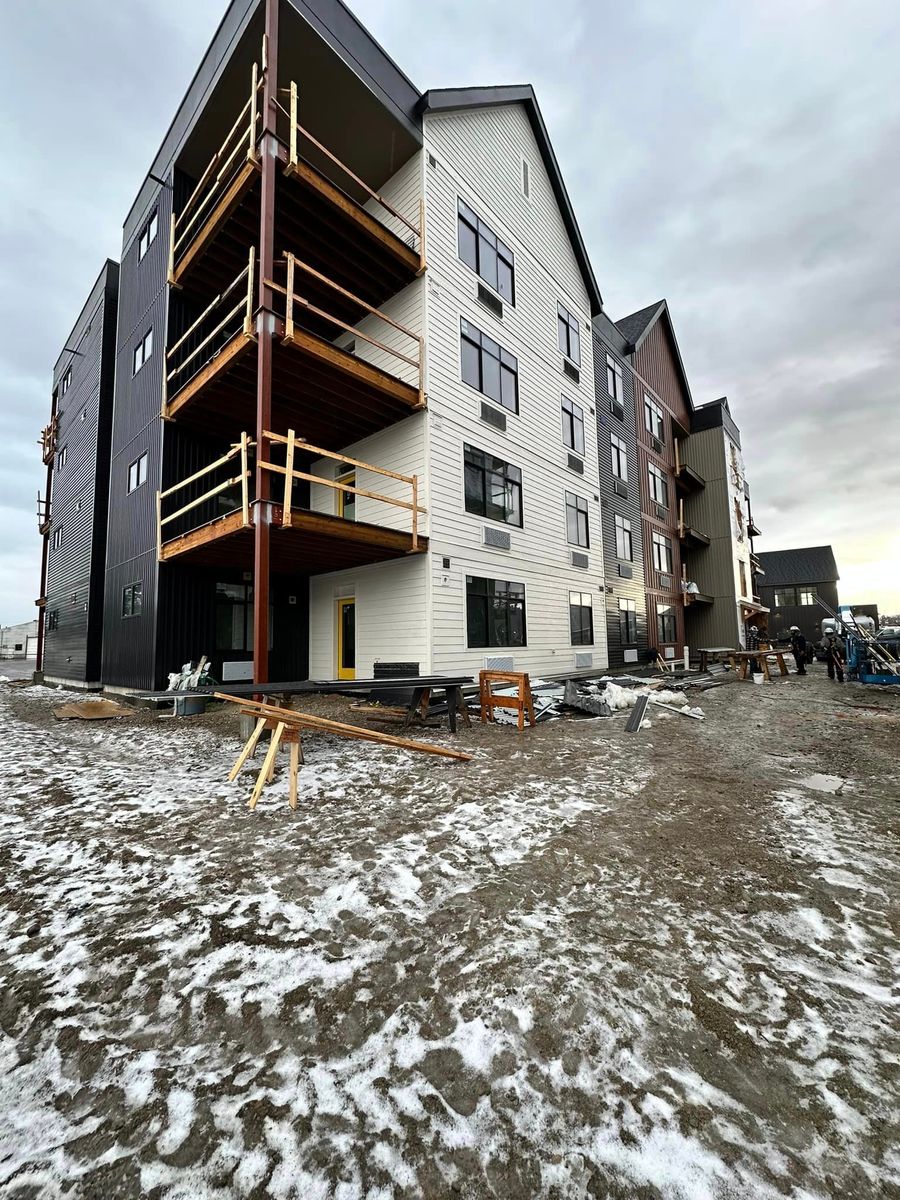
215,582 -> 252,651
657,604 -> 676,643
122,581 -> 143,618
557,303 -> 581,367
57,445 -> 67,471
464,444 -> 522,527
619,598 -> 637,644
53,526 -> 62,550
457,199 -> 515,303
561,396 -> 585,457
132,328 -> 153,375
606,353 -> 623,404
774,586 -> 817,607
652,530 -> 673,574
648,462 -> 669,508
565,492 -> 589,548
466,576 -> 526,648
138,209 -> 159,260
127,452 -> 149,493
644,394 -> 664,441
60,368 -> 71,396
615,514 -> 633,561
47,610 -> 59,632
336,466 -> 356,521
460,319 -> 518,413
569,591 -> 594,645
611,433 -> 628,481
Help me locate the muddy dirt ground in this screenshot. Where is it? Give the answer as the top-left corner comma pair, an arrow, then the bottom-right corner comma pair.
0,668 -> 897,1199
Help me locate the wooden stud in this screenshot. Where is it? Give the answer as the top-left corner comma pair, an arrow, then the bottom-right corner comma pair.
418,194 -> 427,275
249,720 -> 285,809
155,490 -> 162,562
249,62 -> 259,161
281,428 -> 295,527
289,740 -> 299,809
229,717 -> 267,780
167,211 -> 177,286
411,474 -> 418,551
289,81 -> 298,169
244,246 -> 255,335
241,432 -> 251,527
285,253 -> 295,341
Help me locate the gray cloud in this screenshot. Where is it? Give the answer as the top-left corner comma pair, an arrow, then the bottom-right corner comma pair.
2,0 -> 899,622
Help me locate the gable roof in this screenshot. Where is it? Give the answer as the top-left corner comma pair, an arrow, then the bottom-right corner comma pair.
418,86 -> 603,316
756,546 -> 840,586
614,298 -> 694,411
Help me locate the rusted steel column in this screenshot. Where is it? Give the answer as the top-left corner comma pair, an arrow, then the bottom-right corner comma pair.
253,0 -> 280,685
35,403 -> 57,674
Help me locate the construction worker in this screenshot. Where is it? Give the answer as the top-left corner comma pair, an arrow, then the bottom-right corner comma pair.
825,631 -> 845,683
789,626 -> 808,675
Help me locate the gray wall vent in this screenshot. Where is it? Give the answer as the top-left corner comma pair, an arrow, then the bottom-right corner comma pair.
618,563 -> 633,579
610,400 -> 625,421
484,526 -> 511,550
659,573 -> 673,589
567,453 -> 584,473
480,402 -> 506,431
477,284 -> 503,318
613,479 -> 628,498
484,655 -> 514,671
563,360 -> 580,384
571,551 -> 589,569
574,652 -> 593,669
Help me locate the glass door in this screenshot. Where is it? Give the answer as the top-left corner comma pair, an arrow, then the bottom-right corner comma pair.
336,598 -> 356,679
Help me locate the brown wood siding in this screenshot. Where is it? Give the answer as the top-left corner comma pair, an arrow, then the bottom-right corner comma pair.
633,321 -> 691,432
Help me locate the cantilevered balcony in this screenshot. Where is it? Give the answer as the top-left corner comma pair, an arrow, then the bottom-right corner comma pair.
156,431 -> 427,574
674,440 -> 705,493
678,499 -> 710,548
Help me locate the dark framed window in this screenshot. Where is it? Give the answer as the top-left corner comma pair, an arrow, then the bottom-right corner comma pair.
774,586 -> 816,607
611,433 -> 628,481
615,514 -> 632,561
657,603 -> 676,643
122,581 -> 143,618
565,492 -> 589,548
569,591 -> 593,645
52,526 -> 62,550
57,445 -> 67,471
216,582 -> 252,651
619,598 -> 637,644
60,368 -> 71,396
138,210 -> 158,260
561,396 -> 585,456
652,531 -> 673,574
649,463 -> 669,508
457,199 -> 514,303
466,576 -> 526,648
557,303 -> 581,366
460,319 -> 518,413
132,328 -> 153,376
47,610 -> 59,632
644,394 -> 664,441
606,353 -> 623,403
464,444 -> 522,527
127,452 -> 149,493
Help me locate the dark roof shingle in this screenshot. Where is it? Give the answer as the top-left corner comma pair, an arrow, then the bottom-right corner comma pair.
615,301 -> 664,348
756,546 -> 839,586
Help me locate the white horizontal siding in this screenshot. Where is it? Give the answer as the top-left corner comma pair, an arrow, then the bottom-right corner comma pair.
335,277 -> 423,390
363,150 -> 422,252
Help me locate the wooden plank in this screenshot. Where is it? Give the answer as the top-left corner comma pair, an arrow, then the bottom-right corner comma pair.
172,158 -> 260,285
262,461 -> 418,514
249,721 -> 285,808
282,509 -> 420,551
228,717 -> 267,780
289,739 -> 300,809
265,431 -> 415,486
165,332 -> 255,419
282,327 -> 421,409
281,428 -> 296,526
159,509 -> 247,562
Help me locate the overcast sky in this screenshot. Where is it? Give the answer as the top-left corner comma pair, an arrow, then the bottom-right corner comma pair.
2,0 -> 899,627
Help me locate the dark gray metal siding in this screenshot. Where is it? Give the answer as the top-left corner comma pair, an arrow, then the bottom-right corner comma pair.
759,582 -> 840,646
592,323 -> 648,667
43,261 -> 119,683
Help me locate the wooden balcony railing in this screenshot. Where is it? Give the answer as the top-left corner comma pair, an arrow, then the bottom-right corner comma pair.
39,415 -> 58,465
157,434 -> 254,557
37,493 -> 51,536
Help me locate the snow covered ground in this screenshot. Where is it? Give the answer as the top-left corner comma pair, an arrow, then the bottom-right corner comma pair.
0,676 -> 897,1198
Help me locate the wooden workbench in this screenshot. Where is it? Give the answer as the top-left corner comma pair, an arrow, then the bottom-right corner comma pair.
727,650 -> 790,681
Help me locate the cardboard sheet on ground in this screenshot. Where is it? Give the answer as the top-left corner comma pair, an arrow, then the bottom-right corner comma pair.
53,699 -> 129,721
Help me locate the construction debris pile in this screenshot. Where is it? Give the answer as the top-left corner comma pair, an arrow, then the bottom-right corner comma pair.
487,674 -> 709,727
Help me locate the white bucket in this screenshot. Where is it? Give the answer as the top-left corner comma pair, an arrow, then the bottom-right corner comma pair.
752,673 -> 765,685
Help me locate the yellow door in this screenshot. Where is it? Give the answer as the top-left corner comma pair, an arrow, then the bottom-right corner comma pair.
336,598 -> 356,680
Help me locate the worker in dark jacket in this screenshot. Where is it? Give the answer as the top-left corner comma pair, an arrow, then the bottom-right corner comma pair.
789,626 -> 808,675
825,632 -> 845,682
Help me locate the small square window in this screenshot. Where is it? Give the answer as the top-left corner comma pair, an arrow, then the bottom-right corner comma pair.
133,328 -> 153,375
138,210 -> 159,260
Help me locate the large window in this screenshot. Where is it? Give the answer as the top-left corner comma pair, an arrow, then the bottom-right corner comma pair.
132,328 -> 153,376
569,591 -> 593,645
457,199 -> 514,303
127,452 -> 148,493
138,210 -> 158,260
619,598 -> 637,645
648,462 -> 669,508
557,303 -> 581,366
644,394 -> 664,441
460,319 -> 518,413
615,514 -> 633,561
464,445 -> 522,527
60,368 -> 71,396
216,582 -> 252,650
561,396 -> 585,457
47,610 -> 59,632
606,354 -> 623,404
652,530 -> 673,574
122,581 -> 143,618
57,446 -> 67,471
774,586 -> 817,607
466,576 -> 526,648
657,603 -> 676,643
52,526 -> 62,550
565,492 -> 589,548
611,433 -> 628,481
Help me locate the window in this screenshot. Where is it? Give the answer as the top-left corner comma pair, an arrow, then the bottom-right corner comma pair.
57,445 -> 67,471
60,368 -> 71,396
122,581 -> 143,618
521,159 -> 531,199
652,531 -> 673,574
606,354 -> 623,404
47,610 -> 59,632
460,319 -> 518,413
561,396 -> 585,457
615,514 -> 633,561
464,445 -> 522,527
569,591 -> 593,645
644,394 -> 664,441
52,526 -> 62,550
138,209 -> 158,260
565,492 -> 589,548
132,328 -> 153,375
619,598 -> 637,645
466,576 -> 526,647
557,303 -> 581,366
774,586 -> 817,607
457,199 -> 514,303
216,582 -> 252,650
648,463 -> 669,508
657,603 -> 676,643
336,467 -> 356,521
611,433 -> 628,481
127,452 -> 149,493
